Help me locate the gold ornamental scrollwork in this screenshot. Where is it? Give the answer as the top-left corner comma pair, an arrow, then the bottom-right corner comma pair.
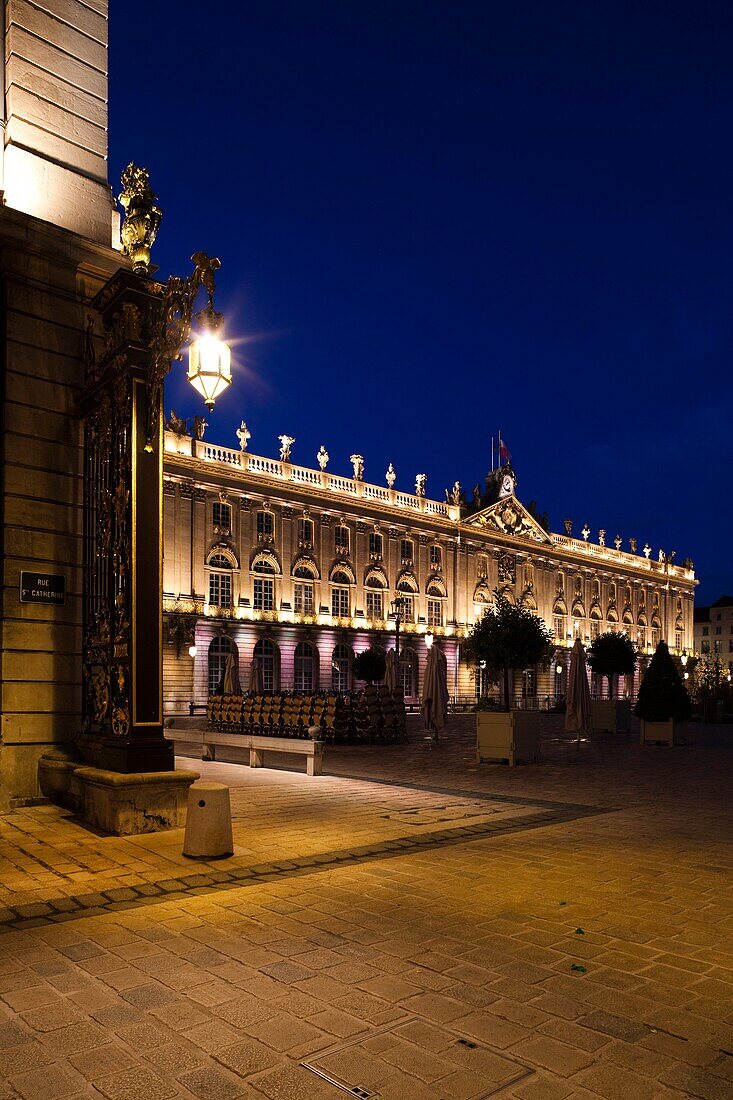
119,163 -> 162,275
144,252 -> 223,451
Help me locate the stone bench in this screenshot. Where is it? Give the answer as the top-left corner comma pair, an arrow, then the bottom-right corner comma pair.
164,729 -> 325,776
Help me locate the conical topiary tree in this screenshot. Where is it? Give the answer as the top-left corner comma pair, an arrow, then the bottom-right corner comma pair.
353,647 -> 386,685
587,631 -> 637,699
463,592 -> 553,711
634,640 -> 692,723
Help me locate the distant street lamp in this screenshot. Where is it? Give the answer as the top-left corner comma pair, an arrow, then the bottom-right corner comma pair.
388,597 -> 407,658
425,631 -> 434,649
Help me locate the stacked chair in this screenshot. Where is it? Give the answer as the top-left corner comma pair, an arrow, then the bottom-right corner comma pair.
206,689 -> 406,744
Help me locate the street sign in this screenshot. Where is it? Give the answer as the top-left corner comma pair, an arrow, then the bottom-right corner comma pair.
19,571 -> 66,605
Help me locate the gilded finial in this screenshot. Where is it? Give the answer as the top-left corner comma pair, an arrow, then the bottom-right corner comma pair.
119,163 -> 162,275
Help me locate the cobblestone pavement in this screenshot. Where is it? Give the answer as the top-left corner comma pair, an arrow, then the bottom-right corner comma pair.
1,717 -> 732,1098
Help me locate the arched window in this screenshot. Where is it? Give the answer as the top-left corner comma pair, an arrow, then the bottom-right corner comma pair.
294,641 -> 317,693
399,648 -> 418,699
331,565 -> 353,618
208,635 -> 232,695
208,554 -> 232,608
253,638 -> 279,693
332,643 -> 352,693
293,557 -> 318,616
365,568 -> 387,620
426,578 -> 444,627
251,552 -> 280,612
292,557 -> 319,580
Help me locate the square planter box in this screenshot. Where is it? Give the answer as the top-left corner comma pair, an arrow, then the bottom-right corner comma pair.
640,719 -> 686,747
476,710 -> 541,766
591,699 -> 632,735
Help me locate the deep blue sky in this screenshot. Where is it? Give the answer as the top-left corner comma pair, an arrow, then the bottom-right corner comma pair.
110,1 -> 732,603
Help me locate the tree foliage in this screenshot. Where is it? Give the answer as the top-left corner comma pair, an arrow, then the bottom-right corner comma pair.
587,631 -> 637,699
352,647 -> 386,685
634,640 -> 692,723
463,592 -> 553,709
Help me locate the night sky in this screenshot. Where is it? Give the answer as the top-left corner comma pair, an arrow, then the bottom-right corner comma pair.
110,1 -> 732,603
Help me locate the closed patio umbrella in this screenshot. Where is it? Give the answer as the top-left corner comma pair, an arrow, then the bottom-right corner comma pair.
249,659 -> 263,694
422,644 -> 449,741
565,638 -> 591,739
223,652 -> 241,695
385,649 -> 397,691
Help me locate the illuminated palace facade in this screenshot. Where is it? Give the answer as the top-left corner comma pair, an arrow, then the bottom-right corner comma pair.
161,428 -> 697,712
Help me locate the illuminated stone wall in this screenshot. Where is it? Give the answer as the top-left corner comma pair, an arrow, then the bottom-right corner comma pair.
0,3 -> 120,807
1,0 -> 117,245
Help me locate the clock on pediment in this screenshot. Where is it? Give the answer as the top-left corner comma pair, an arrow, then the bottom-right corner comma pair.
498,465 -> 516,499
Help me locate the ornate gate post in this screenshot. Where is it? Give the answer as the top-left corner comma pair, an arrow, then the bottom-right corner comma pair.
78,270 -> 172,772
77,165 -> 228,777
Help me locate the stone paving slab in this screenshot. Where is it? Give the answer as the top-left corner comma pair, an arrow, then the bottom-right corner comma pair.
0,715 -> 731,1098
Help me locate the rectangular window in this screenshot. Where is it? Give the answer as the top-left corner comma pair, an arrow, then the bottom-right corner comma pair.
590,619 -> 600,641
294,582 -> 314,614
429,545 -> 442,570
701,640 -> 710,654
212,501 -> 231,532
209,571 -> 231,608
257,510 -> 274,538
369,532 -> 383,560
366,591 -> 383,619
702,627 -> 709,636
297,518 -> 314,548
400,595 -> 414,623
553,615 -> 566,643
477,554 -> 488,579
332,587 -> 349,618
253,578 -> 274,611
400,538 -> 413,565
427,599 -> 442,627
716,627 -> 722,635
335,525 -> 349,554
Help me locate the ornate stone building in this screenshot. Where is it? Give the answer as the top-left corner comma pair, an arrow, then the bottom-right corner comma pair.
162,428 -> 697,711
0,1 -> 121,807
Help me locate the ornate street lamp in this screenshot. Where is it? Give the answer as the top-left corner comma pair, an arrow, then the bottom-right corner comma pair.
187,274 -> 232,410
388,596 -> 407,659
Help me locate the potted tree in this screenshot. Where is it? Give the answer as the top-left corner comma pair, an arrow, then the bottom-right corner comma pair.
464,593 -> 552,765
352,647 -> 386,685
635,640 -> 692,746
587,631 -> 637,734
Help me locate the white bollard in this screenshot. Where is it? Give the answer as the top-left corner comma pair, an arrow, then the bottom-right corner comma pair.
183,781 -> 233,859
